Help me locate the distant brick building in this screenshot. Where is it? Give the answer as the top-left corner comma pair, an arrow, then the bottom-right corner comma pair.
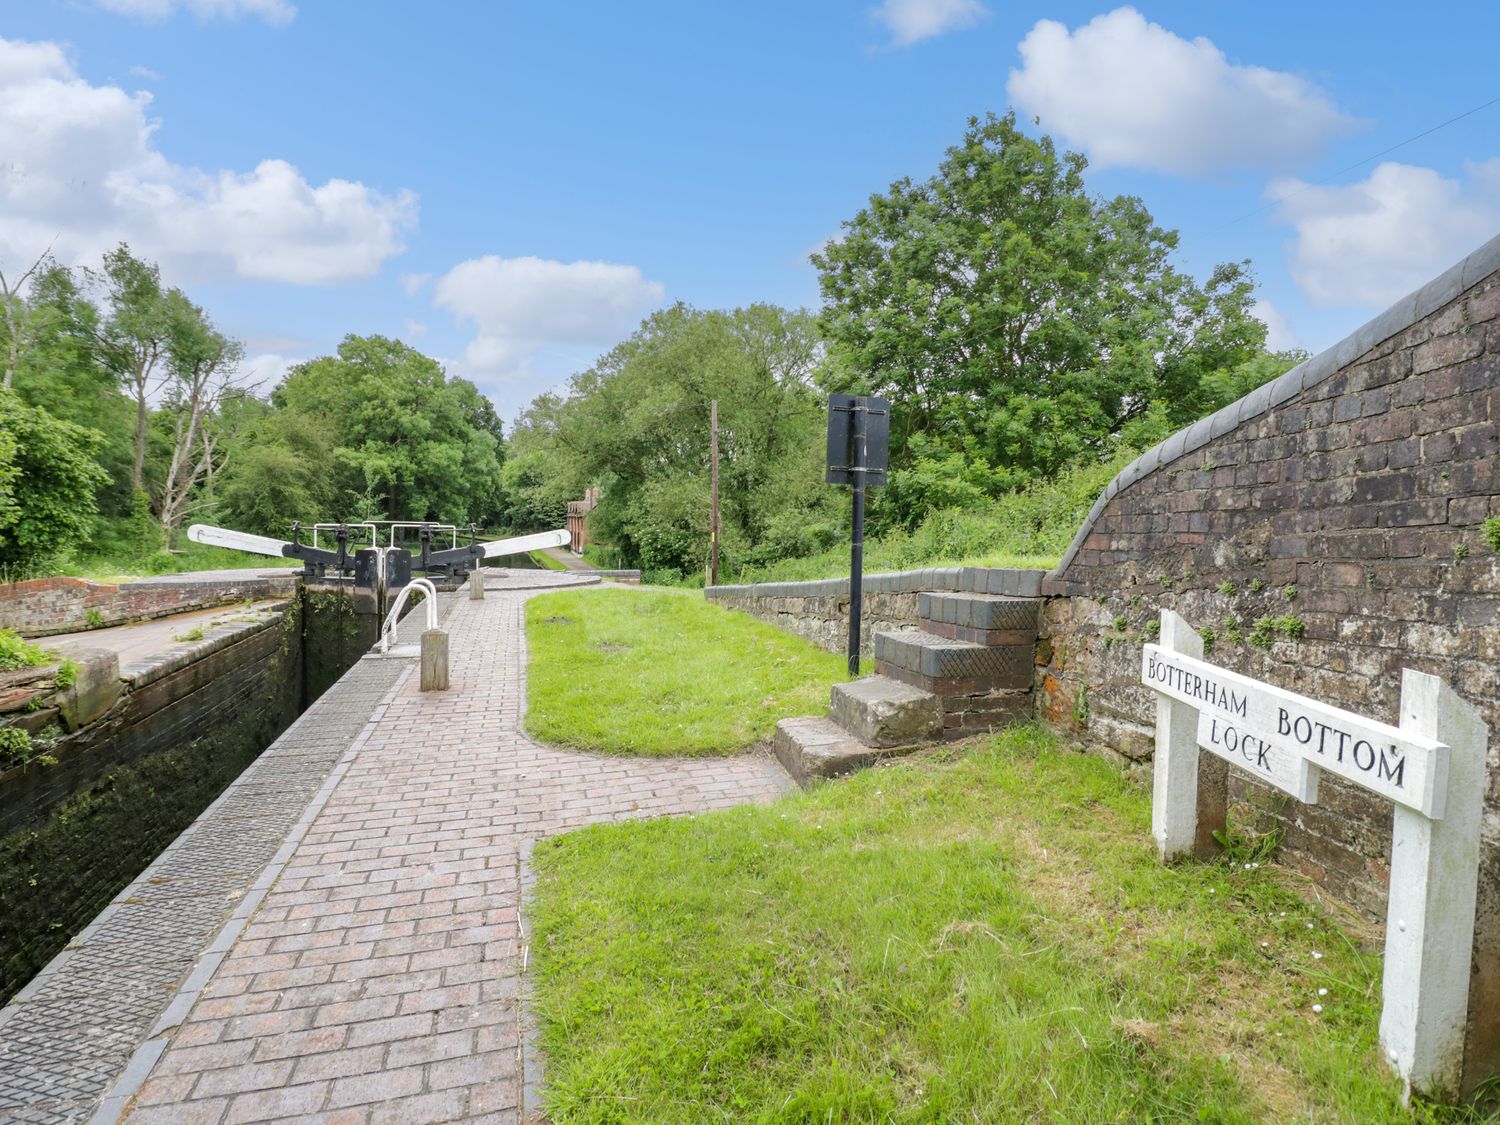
566,486 -> 600,554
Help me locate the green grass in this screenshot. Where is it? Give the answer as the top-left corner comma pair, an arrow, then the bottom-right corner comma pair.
528,725 -> 1478,1124
524,587 -> 847,756
531,549 -> 570,572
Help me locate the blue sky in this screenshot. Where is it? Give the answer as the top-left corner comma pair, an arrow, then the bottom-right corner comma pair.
5,1 -> 1500,421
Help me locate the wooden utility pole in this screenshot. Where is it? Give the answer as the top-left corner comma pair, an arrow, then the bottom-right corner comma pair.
709,399 -> 719,586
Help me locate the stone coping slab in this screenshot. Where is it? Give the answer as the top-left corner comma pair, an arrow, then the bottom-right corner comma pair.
705,565 -> 1045,601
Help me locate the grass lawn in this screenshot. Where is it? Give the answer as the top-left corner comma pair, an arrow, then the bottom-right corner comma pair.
531,549 -> 570,572
528,726 -> 1469,1124
524,586 -> 847,756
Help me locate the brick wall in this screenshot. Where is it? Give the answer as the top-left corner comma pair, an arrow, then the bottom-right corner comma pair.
0,572 -> 300,637
1038,237 -> 1500,1094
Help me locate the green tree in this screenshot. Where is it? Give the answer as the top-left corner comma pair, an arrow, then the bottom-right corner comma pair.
814,112 -> 1276,524
0,391 -> 110,573
7,262 -> 136,516
93,245 -> 175,494
271,335 -> 505,526
520,304 -> 837,578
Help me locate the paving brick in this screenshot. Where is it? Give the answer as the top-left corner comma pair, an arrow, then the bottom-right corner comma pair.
114,586 -> 789,1123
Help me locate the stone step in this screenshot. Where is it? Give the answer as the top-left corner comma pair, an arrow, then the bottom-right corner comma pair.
874,628 -> 1032,694
772,716 -> 921,788
828,676 -> 941,748
918,592 -> 1040,646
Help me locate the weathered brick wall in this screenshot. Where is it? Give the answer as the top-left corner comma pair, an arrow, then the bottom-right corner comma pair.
1038,242 -> 1500,1094
0,572 -> 300,637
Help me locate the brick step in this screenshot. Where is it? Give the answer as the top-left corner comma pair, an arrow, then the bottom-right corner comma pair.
828,676 -> 941,747
918,592 -> 1040,646
874,629 -> 1031,694
937,686 -> 1033,739
772,716 -> 923,788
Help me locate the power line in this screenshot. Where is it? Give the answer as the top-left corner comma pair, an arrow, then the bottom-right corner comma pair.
1219,92 -> 1500,229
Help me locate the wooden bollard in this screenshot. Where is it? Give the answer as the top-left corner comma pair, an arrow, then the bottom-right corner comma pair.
420,629 -> 449,691
469,567 -> 485,600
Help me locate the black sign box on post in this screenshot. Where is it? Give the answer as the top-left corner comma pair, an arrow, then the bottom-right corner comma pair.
825,394 -> 889,486
825,394 -> 890,676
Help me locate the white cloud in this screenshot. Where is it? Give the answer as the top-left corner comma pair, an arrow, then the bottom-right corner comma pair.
872,0 -> 985,46
400,271 -> 433,296
128,65 -> 162,81
404,320 -> 427,339
96,0 -> 295,27
433,255 -> 665,379
1270,161 -> 1500,309
1006,7 -> 1359,175
0,35 -> 414,285
239,352 -> 300,390
1250,299 -> 1296,352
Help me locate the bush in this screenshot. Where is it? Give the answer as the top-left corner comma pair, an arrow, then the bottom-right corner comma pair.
0,392 -> 110,575
0,630 -> 50,673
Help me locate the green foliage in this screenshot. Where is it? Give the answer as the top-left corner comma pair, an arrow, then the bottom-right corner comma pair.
734,445 -> 1131,583
1247,578 -> 1264,593
524,587 -> 846,755
1250,615 -> 1305,649
529,725 -> 1414,1123
243,335 -> 504,530
508,305 -> 836,576
813,111 -> 1291,526
1201,627 -> 1218,654
0,391 -> 109,574
0,630 -> 50,672
1483,518 -> 1500,553
0,726 -> 35,771
1216,580 -> 1236,596
1112,615 -> 1127,632
85,610 -> 104,629
1454,543 -> 1469,564
173,625 -> 206,643
1141,619 -> 1161,642
54,660 -> 77,689
1158,574 -> 1175,590
1283,584 -> 1298,601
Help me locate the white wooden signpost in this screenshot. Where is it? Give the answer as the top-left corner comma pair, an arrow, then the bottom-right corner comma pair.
1140,609 -> 1487,1102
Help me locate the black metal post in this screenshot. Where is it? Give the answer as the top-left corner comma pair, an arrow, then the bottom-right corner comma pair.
848,482 -> 864,677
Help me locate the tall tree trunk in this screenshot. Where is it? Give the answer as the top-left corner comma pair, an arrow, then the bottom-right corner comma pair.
132,379 -> 148,491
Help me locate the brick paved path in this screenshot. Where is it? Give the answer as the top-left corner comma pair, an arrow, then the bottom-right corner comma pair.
118,587 -> 790,1124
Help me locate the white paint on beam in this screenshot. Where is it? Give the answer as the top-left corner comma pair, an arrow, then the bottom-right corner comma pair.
1150,609 -> 1202,862
187,523 -> 290,558
1141,643 -> 1447,817
1379,670 -> 1487,1102
477,529 -> 569,558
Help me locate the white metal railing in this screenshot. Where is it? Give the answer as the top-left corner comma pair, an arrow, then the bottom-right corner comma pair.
378,578 -> 437,653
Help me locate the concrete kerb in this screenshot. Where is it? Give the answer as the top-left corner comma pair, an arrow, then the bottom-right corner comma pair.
1049,228 -> 1500,582
90,661 -> 420,1124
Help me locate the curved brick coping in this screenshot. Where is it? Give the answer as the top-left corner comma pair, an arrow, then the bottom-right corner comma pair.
705,566 -> 1045,601
3,571 -> 300,638
1053,229 -> 1500,577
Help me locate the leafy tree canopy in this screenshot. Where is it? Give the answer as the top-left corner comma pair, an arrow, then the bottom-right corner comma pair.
514,304 -> 839,580
256,334 -> 506,528
813,111 -> 1294,526
0,390 -> 110,572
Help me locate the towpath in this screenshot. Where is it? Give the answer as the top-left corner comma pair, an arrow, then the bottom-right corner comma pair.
83,573 -> 789,1123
